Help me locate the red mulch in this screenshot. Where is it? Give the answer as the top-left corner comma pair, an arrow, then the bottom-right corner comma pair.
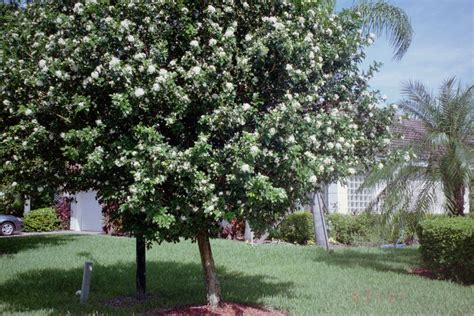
408,267 -> 439,280
150,303 -> 287,316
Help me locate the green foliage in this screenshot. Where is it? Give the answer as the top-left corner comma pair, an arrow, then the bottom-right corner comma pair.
23,208 -> 60,232
0,189 -> 23,217
275,211 -> 314,245
0,186 -> 53,217
327,213 -> 378,245
378,210 -> 424,244
417,217 -> 474,284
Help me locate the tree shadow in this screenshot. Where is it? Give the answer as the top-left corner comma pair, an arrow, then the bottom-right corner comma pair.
0,260 -> 294,315
317,248 -> 421,275
0,235 -> 76,256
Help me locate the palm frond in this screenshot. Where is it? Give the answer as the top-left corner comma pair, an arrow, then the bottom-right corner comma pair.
354,0 -> 413,60
426,131 -> 449,148
399,80 -> 438,127
412,179 -> 438,214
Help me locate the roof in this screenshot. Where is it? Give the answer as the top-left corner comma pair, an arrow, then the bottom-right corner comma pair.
391,118 -> 427,149
391,118 -> 474,149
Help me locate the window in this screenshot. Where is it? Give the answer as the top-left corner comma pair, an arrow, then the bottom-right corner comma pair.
348,175 -> 375,214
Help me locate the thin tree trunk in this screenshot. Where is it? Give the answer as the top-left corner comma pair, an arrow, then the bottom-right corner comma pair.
136,235 -> 146,300
197,232 -> 223,308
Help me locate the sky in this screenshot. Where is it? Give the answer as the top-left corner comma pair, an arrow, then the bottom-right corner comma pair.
337,0 -> 474,103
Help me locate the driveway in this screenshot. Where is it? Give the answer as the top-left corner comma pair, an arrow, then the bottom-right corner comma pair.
1,230 -> 104,238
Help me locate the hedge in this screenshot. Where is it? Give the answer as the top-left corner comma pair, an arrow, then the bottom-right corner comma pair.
24,207 -> 60,232
327,213 -> 378,245
276,211 -> 314,245
417,217 -> 474,284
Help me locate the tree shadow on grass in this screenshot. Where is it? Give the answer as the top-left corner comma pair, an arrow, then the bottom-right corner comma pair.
0,260 -> 294,315
317,248 -> 421,275
0,235 -> 76,256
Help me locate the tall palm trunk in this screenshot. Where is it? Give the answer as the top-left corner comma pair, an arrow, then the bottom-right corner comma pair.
197,232 -> 223,308
452,184 -> 466,216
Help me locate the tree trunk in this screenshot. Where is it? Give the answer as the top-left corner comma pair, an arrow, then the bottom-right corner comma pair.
197,232 -> 223,308
453,184 -> 466,216
136,235 -> 146,300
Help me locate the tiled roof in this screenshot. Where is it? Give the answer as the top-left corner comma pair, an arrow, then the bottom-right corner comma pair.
391,117 -> 474,150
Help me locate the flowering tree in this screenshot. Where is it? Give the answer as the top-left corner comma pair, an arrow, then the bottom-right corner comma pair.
1,1 -> 395,307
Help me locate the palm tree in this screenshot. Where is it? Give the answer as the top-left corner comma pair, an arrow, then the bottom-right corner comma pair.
364,78 -> 473,218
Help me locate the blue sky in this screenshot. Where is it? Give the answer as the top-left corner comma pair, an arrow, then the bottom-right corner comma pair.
337,0 -> 474,103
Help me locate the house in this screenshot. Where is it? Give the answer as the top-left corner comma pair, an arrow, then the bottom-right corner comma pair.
65,118 -> 471,232
318,118 -> 471,215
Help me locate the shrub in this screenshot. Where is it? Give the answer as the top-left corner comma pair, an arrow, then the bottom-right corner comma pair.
23,208 -> 60,232
417,217 -> 474,284
379,211 -> 424,245
219,219 -> 245,240
327,213 -> 378,245
0,190 -> 24,217
102,201 -> 126,236
277,211 -> 314,245
53,197 -> 71,230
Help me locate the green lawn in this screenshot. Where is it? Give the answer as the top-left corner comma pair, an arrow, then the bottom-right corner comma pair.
0,235 -> 472,315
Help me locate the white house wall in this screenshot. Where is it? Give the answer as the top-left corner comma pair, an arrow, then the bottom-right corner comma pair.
326,182 -> 348,214
327,177 -> 469,215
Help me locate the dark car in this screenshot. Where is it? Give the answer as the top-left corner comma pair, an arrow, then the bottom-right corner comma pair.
0,214 -> 23,236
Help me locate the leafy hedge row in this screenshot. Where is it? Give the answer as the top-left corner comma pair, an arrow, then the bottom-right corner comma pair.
326,213 -> 378,245
273,211 -> 379,245
417,217 -> 474,284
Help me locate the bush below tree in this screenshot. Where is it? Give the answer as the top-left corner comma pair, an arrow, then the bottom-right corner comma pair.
272,211 -> 315,245
23,208 -> 60,232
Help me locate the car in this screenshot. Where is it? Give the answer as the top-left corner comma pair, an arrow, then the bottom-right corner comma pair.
0,214 -> 23,236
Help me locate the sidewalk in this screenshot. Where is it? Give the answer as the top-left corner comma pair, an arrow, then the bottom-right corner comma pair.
1,230 -> 104,238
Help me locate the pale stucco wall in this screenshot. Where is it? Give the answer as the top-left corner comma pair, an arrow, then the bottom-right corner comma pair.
326,182 -> 348,214
326,178 -> 469,215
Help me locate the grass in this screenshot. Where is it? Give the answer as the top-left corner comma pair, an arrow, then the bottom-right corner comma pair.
0,235 -> 472,315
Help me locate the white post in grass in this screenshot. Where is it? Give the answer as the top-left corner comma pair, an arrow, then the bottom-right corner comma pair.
80,261 -> 93,304
311,191 -> 330,251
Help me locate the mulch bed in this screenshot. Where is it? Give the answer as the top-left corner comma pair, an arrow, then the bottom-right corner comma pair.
105,296 -> 287,316
408,267 -> 439,280
150,303 -> 287,316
